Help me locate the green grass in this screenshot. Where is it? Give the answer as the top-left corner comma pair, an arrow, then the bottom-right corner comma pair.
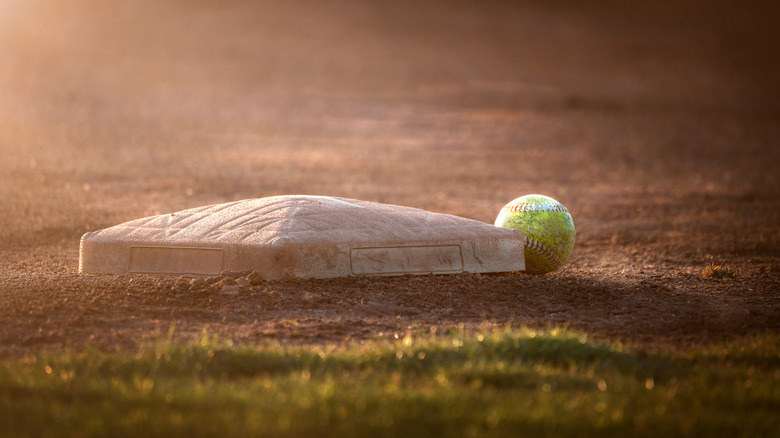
1,328 -> 778,437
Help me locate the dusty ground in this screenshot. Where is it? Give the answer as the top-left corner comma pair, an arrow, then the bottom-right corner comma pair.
1,0 -> 779,358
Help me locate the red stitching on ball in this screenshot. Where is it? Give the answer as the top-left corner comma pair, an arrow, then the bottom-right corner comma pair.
503,202 -> 569,214
525,235 -> 564,267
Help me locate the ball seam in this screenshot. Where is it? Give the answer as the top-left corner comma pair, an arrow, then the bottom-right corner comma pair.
503,203 -> 569,214
525,235 -> 564,269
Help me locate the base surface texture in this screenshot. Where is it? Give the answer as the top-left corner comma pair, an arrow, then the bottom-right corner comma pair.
79,195 -> 525,279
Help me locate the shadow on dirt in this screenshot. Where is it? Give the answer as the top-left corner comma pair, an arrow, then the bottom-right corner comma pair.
3,270 -> 777,357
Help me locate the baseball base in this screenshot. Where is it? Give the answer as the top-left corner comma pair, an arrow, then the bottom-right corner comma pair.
79,195 -> 527,279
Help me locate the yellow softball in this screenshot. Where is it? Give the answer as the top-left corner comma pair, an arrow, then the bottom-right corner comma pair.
494,194 -> 576,274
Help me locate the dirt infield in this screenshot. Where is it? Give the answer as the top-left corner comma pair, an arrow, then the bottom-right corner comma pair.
1,0 -> 779,358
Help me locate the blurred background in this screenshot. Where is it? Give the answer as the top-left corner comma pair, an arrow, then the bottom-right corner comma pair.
1,0 -> 778,271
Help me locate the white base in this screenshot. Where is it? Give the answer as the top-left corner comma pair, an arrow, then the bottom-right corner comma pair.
79,195 -> 525,279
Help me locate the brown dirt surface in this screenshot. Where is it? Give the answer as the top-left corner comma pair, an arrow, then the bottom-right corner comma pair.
1,0 -> 779,358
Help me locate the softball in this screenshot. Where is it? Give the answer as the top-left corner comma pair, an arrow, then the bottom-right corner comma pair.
494,194 -> 576,274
